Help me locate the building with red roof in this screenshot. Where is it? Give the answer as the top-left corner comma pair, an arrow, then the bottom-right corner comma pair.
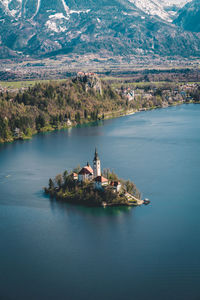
110,181 -> 122,193
78,163 -> 94,182
71,173 -> 78,180
94,176 -> 109,190
75,148 -> 122,193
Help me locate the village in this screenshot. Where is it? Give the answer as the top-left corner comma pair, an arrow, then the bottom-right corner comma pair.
120,82 -> 200,109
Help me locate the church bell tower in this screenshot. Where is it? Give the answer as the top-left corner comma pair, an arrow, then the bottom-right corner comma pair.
93,148 -> 101,178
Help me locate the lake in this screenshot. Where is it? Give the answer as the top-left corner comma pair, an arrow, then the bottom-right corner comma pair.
0,104 -> 200,300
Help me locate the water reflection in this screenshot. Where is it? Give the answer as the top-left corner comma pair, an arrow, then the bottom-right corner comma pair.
49,197 -> 133,217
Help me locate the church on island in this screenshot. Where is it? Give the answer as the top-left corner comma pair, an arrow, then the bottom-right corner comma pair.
76,148 -> 122,192
45,148 -> 148,206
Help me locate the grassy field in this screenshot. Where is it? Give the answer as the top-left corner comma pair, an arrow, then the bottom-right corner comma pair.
1,76 -> 200,91
0,78 -> 163,90
105,81 -> 181,89
111,81 -> 170,88
103,79 -> 200,89
0,77 -> 154,90
0,79 -> 65,89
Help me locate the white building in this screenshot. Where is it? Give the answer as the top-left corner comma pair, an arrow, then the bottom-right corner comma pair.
93,148 -> 101,178
123,88 -> 135,101
76,149 -> 123,194
110,181 -> 122,193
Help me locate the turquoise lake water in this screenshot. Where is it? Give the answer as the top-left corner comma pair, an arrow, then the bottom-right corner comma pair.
0,104 -> 200,300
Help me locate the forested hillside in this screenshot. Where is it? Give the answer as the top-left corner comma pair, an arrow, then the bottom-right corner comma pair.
1,74 -> 199,144
0,75 -> 129,143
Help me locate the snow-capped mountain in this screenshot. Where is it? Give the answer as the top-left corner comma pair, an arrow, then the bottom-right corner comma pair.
128,0 -> 192,22
0,0 -> 70,18
162,0 -> 191,6
1,0 -> 21,17
128,0 -> 171,21
0,0 -> 199,59
1,0 -> 192,21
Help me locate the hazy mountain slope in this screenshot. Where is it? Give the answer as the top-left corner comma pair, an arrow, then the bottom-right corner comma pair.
0,0 -> 199,59
174,0 -> 200,32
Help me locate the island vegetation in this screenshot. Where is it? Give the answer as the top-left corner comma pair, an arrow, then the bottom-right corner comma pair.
45,168 -> 141,207
45,149 -> 143,207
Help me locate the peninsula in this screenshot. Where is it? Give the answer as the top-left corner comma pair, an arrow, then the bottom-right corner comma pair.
45,149 -> 147,207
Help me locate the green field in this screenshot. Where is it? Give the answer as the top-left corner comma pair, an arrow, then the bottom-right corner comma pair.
1,77 -> 200,91
0,79 -> 65,89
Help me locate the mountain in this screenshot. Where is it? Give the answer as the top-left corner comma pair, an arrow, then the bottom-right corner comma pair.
1,0 -> 190,21
174,0 -> 200,32
0,0 -> 199,59
126,0 -> 190,22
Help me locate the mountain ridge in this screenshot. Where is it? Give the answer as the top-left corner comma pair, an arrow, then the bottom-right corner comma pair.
174,0 -> 200,32
0,0 -> 199,60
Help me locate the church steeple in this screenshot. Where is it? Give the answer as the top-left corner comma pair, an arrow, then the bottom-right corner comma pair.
93,148 -> 101,178
94,147 -> 99,161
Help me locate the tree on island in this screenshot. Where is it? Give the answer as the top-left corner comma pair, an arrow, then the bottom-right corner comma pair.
55,174 -> 63,189
48,178 -> 54,190
102,168 -> 118,181
45,166 -> 141,207
63,170 -> 68,182
73,165 -> 81,174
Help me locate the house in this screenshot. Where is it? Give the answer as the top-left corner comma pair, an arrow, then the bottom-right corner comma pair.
14,127 -> 20,137
94,176 -> 109,190
110,181 -> 122,193
123,88 -> 135,101
71,173 -> 78,180
78,163 -> 93,182
66,119 -> 72,126
78,148 -> 101,182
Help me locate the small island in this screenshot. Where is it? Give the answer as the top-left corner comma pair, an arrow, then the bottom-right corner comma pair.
45,149 -> 149,207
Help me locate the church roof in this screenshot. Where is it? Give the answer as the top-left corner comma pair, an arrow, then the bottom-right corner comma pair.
95,176 -> 108,183
79,165 -> 93,175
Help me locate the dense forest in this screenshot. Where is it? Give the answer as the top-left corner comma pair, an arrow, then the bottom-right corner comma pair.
0,74 -> 200,144
0,75 -> 129,143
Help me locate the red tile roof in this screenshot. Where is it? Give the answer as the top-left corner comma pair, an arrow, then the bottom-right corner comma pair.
79,166 -> 93,175
95,176 -> 108,183
85,165 -> 93,174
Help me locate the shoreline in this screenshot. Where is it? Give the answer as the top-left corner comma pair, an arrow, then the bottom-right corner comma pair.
0,101 -> 194,145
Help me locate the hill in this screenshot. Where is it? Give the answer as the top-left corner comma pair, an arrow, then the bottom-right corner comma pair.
174,0 -> 200,32
0,74 -> 129,143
